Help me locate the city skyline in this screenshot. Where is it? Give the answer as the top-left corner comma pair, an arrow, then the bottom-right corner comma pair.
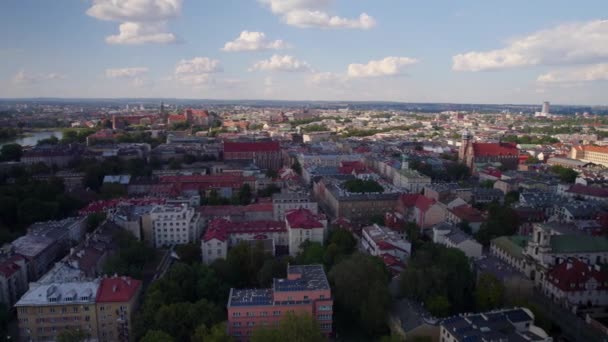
1,0 -> 608,105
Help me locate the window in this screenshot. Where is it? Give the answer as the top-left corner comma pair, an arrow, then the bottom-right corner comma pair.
273,311 -> 281,316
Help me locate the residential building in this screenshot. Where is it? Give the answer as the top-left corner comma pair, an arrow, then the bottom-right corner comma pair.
201,219 -> 286,265
96,276 -> 142,342
361,224 -> 411,274
313,177 -> 399,223
542,258 -> 608,312
571,145 -> 608,167
432,224 -> 482,259
446,204 -> 486,234
15,281 -> 100,341
285,209 -> 327,257
0,255 -> 28,310
439,308 -> 551,342
227,265 -> 333,341
150,204 -> 202,247
272,192 -> 318,221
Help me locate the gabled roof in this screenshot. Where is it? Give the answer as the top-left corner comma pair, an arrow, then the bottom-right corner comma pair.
96,276 -> 142,303
551,235 -> 608,253
285,208 -> 324,229
398,194 -> 422,208
472,142 -> 518,157
547,259 -> 608,292
415,195 -> 436,212
449,204 -> 486,223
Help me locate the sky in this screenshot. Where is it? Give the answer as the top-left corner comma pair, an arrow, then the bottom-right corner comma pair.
1,0 -> 608,105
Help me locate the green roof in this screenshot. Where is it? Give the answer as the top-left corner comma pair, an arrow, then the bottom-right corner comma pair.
551,235 -> 608,253
492,235 -> 529,259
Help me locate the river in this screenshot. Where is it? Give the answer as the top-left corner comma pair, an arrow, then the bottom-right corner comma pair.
0,130 -> 64,147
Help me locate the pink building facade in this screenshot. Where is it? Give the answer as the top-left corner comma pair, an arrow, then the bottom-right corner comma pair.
227,265 -> 333,341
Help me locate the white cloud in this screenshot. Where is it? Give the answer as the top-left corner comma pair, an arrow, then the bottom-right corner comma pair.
175,57 -> 223,74
222,31 -> 288,52
12,70 -> 66,85
308,71 -> 346,85
174,57 -> 222,85
347,57 -> 418,78
250,54 -> 312,72
87,0 -> 182,45
259,0 -> 375,29
106,22 -> 176,44
453,20 -> 608,72
537,64 -> 608,84
105,67 -> 149,78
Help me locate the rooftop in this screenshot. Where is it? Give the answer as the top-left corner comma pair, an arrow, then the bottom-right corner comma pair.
96,276 -> 142,303
274,264 -> 330,292
15,280 -> 100,306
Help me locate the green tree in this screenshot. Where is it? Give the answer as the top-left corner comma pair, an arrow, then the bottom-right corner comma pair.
234,184 -> 253,205
445,163 -> 470,181
329,253 -> 391,336
550,165 -> 578,183
176,243 -> 203,265
141,330 -> 175,342
0,143 -> 22,161
474,203 -> 519,246
251,313 -> 325,342
56,328 -> 90,342
343,179 -> 384,193
295,241 -> 325,265
426,295 -> 451,317
86,212 -> 107,232
192,322 -> 233,342
475,273 -> 505,311
399,243 -> 474,315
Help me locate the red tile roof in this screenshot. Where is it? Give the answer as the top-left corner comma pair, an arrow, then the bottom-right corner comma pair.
0,255 -> 25,278
285,208 -> 324,229
96,277 -> 142,303
399,194 -> 422,208
472,142 -> 518,157
203,218 -> 286,242
415,195 -> 436,212
547,259 -> 608,292
449,204 -> 486,223
223,141 -> 280,153
566,184 -> 608,198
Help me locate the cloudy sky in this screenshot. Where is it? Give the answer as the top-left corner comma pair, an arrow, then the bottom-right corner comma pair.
1,0 -> 607,105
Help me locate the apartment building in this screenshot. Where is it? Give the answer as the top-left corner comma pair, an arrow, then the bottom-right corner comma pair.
439,308 -> 551,342
0,255 -> 28,310
227,265 -> 332,341
96,277 -> 142,342
15,281 -> 100,341
571,145 -> 608,167
272,192 -> 318,221
150,204 -> 202,247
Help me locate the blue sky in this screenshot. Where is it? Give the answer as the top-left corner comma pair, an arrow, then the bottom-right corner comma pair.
1,0 -> 608,105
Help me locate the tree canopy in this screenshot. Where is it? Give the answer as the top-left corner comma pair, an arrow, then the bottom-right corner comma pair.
343,179 -> 384,193
251,313 -> 325,342
399,243 -> 474,317
329,253 -> 391,336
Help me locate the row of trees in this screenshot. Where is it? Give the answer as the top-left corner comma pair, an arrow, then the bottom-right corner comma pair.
0,171 -> 84,243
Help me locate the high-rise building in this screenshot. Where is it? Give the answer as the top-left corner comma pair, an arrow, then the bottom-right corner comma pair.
542,101 -> 550,114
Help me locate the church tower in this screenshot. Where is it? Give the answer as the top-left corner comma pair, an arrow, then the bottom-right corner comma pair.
459,130 -> 473,164
401,154 -> 409,170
